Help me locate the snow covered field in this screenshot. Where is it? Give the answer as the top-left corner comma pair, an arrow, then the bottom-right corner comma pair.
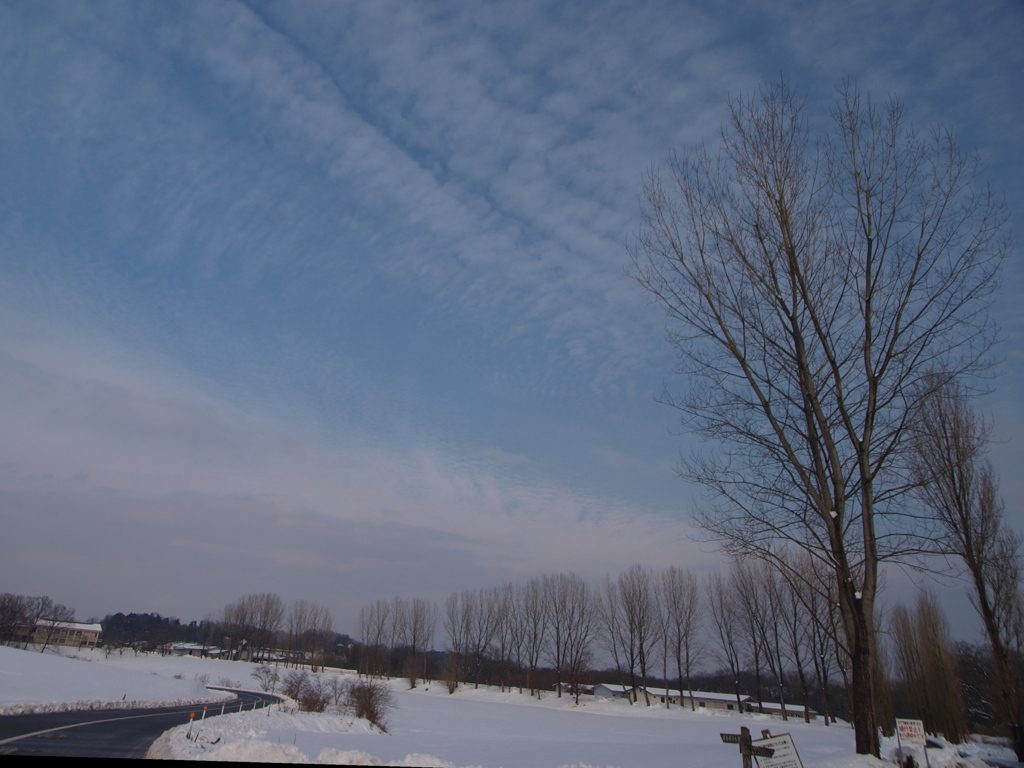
0,645 -> 1014,766
0,643 -> 227,713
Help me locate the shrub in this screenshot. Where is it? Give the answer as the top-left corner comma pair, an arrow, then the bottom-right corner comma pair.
327,675 -> 349,707
282,669 -> 310,700
344,680 -> 397,733
299,686 -> 330,712
251,665 -> 280,693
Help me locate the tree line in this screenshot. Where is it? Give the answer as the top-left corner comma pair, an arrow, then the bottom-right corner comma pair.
352,557 -> 1022,744
209,593 -> 338,671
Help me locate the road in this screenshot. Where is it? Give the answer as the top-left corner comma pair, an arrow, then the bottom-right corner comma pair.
0,688 -> 281,758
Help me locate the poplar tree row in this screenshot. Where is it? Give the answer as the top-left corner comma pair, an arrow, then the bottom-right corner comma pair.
213,593 -> 334,670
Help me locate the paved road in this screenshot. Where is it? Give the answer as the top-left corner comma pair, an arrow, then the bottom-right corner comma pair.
0,688 -> 280,758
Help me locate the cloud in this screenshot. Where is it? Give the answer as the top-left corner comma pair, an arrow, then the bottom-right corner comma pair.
136,0 -> 747,394
480,447 -> 532,466
0,317 -> 705,625
591,446 -> 648,474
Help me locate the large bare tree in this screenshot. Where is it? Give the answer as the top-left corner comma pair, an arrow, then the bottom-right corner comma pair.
910,378 -> 1024,757
631,79 -> 1007,755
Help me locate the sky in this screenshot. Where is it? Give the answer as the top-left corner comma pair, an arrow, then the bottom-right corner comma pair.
1,0 -> 1022,642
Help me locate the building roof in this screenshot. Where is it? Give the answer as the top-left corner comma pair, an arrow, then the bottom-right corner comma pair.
644,686 -> 751,703
38,620 -> 102,632
749,700 -> 817,714
597,684 -> 751,703
593,683 -> 632,693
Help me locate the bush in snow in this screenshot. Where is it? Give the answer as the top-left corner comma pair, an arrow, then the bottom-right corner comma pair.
326,675 -> 349,707
298,674 -> 330,713
282,669 -> 310,700
344,680 -> 396,733
251,665 -> 279,693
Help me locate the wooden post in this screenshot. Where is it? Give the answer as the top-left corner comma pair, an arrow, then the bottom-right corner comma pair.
740,726 -> 753,768
721,726 -> 775,767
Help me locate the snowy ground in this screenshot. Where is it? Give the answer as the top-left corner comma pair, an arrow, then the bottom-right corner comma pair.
0,645 -> 1015,767
0,643 -> 229,713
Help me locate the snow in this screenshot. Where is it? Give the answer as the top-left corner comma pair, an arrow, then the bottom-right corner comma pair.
0,643 -> 228,713
1,645 -> 1017,767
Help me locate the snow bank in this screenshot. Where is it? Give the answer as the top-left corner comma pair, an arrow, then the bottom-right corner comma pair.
148,706 -> 473,766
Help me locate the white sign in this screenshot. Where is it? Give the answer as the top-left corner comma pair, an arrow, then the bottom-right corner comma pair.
896,718 -> 926,747
753,733 -> 804,768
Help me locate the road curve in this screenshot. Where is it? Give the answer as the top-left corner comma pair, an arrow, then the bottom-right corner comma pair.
0,688 -> 281,759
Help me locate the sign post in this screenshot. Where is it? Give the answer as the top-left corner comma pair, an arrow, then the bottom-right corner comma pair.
895,718 -> 930,768
750,731 -> 804,768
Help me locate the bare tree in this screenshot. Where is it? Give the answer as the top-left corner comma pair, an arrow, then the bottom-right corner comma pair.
405,598 -> 437,688
732,559 -> 769,712
599,566 -> 659,705
788,551 -> 844,725
308,603 -> 333,672
706,573 -> 745,712
889,592 -> 966,743
0,593 -> 27,646
389,596 -> 410,673
618,566 -> 658,705
777,556 -> 816,723
468,588 -> 499,689
659,567 -> 703,711
562,578 -> 598,705
519,578 -> 547,697
359,599 -> 392,678
443,591 -> 473,692
286,600 -> 331,671
248,593 -> 284,663
759,565 -> 791,721
36,602 -> 75,653
544,573 -> 594,699
598,576 -> 632,700
289,600 -> 314,669
21,596 -> 55,650
221,597 -> 255,657
631,79 -> 1007,755
507,583 -> 529,694
491,584 -> 516,692
910,378 -> 1024,757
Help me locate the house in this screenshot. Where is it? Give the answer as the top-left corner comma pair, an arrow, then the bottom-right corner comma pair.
639,686 -> 750,711
593,683 -> 632,699
16,620 -> 102,649
640,686 -> 684,705
169,642 -> 216,657
595,683 -> 753,711
745,700 -> 818,720
553,682 -> 594,697
678,689 -> 750,711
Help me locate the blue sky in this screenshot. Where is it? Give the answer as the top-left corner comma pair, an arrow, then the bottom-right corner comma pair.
1,0 -> 1022,638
